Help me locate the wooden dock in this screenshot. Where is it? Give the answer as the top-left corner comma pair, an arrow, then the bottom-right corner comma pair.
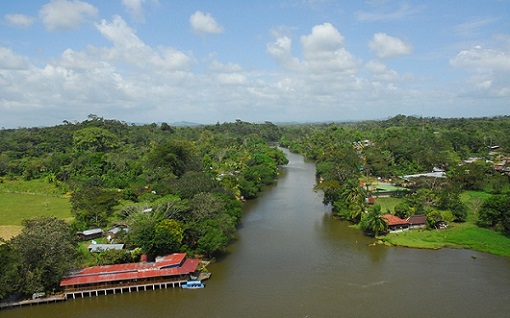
0,294 -> 66,310
1,278 -> 195,310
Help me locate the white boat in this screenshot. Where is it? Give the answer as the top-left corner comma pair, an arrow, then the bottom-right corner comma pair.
181,280 -> 205,289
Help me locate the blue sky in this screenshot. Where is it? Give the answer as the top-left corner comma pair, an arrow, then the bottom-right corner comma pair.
1,0 -> 509,128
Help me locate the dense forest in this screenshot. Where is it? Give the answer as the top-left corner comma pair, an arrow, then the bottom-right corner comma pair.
1,114 -> 509,301
0,116 -> 287,299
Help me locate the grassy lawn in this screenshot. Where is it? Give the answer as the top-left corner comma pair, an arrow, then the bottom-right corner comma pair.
0,179 -> 72,239
373,196 -> 401,213
380,222 -> 510,257
374,191 -> 510,257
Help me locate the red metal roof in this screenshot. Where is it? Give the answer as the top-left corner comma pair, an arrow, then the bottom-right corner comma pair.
382,214 -> 409,226
60,253 -> 199,287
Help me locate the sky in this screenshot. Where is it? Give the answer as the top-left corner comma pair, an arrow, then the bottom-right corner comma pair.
1,0 -> 510,128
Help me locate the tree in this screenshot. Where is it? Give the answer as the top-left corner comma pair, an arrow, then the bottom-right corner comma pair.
360,205 -> 388,236
426,209 -> 443,229
478,194 -> 510,233
394,202 -> 412,219
436,185 -> 468,222
71,185 -> 120,227
146,139 -> 199,178
188,193 -> 225,222
338,180 -> 367,223
10,217 -> 77,296
73,127 -> 120,152
0,240 -> 20,300
96,249 -> 132,266
154,219 -> 184,255
126,210 -> 162,256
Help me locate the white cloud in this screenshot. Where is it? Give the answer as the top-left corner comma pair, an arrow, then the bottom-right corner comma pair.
216,73 -> 247,85
300,23 -> 360,74
4,14 -> 35,28
122,0 -> 158,22
268,23 -> 361,75
39,0 -> 98,31
451,46 -> 510,96
208,59 -> 243,73
95,16 -> 194,71
369,32 -> 412,58
58,48 -> 107,70
96,16 -> 145,49
365,60 -> 400,82
122,0 -> 145,22
301,23 -> 344,54
0,47 -> 29,69
365,59 -> 387,74
450,45 -> 510,72
190,11 -> 224,34
267,36 -> 300,70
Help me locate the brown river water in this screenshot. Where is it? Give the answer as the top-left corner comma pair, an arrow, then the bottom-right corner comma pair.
3,148 -> 510,318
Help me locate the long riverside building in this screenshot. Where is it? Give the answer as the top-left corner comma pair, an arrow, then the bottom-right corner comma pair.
60,253 -> 200,299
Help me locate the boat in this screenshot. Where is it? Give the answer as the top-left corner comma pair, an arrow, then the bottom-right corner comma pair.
181,280 -> 205,289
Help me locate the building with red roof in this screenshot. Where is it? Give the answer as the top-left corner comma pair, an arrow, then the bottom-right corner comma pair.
60,253 -> 201,298
382,214 -> 410,233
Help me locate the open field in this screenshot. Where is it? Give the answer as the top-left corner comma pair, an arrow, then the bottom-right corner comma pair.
380,222 -> 510,257
0,179 -> 71,239
0,225 -> 23,240
375,192 -> 510,257
373,196 -> 401,213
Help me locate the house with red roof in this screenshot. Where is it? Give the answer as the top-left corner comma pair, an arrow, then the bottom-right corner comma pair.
382,214 -> 410,233
60,253 -> 201,298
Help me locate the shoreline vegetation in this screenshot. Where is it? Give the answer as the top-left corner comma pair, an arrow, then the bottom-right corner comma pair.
373,195 -> 510,257
2,171 -> 509,258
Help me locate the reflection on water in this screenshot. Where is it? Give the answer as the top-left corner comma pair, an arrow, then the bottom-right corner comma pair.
3,148 -> 510,318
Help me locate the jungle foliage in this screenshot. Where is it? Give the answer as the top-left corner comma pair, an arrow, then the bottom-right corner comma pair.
279,115 -> 510,235
0,116 -> 286,299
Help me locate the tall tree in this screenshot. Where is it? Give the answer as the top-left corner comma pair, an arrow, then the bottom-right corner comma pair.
361,205 -> 388,236
10,217 -> 77,295
71,185 -> 120,228
339,180 -> 367,223
0,240 -> 20,300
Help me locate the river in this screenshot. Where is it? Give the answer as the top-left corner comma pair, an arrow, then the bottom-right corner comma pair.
3,148 -> 510,317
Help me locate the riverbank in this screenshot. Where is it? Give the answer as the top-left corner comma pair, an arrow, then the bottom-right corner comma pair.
378,222 -> 510,257
375,194 -> 510,257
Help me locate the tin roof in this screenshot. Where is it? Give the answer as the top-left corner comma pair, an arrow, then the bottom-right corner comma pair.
382,214 -> 410,226
79,228 -> 103,236
405,214 -> 427,225
60,253 -> 199,286
88,243 -> 125,253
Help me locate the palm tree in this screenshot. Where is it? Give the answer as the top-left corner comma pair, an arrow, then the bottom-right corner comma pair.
341,179 -> 367,223
361,204 -> 388,237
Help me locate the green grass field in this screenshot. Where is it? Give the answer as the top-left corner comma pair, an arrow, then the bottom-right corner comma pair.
373,196 -> 401,213
0,179 -> 71,239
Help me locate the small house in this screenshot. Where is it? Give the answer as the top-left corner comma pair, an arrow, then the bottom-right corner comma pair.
382,214 -> 410,233
77,228 -> 103,241
405,214 -> 427,229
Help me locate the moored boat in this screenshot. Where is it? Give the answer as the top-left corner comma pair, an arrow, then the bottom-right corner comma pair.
181,280 -> 205,289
